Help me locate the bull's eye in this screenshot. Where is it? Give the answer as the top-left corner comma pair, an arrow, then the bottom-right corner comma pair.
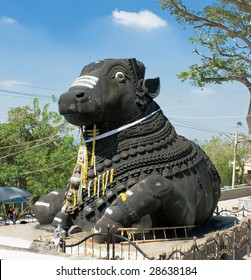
115,71 -> 125,82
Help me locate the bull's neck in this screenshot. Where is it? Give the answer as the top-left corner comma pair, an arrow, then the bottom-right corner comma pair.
83,102 -> 161,143
84,110 -> 160,144
84,106 -> 174,167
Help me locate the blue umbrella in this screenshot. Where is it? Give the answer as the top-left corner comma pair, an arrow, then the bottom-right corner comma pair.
4,197 -> 28,204
0,186 -> 32,202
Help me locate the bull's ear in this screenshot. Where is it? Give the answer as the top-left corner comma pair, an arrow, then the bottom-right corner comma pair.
142,77 -> 160,99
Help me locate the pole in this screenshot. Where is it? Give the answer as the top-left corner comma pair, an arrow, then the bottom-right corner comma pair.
231,126 -> 238,189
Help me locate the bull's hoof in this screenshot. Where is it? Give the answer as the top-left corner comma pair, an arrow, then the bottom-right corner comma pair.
93,216 -> 123,243
68,225 -> 83,234
51,211 -> 73,231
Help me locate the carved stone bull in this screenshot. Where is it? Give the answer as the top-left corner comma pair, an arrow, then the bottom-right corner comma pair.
48,58 -> 221,239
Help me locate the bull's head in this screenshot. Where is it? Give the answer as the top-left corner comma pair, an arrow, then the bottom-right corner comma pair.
58,58 -> 160,127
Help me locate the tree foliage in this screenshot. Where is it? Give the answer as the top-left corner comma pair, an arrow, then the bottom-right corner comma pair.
159,0 -> 251,90
201,134 -> 251,187
0,99 -> 77,197
235,133 -> 251,184
159,0 -> 251,87
202,137 -> 233,187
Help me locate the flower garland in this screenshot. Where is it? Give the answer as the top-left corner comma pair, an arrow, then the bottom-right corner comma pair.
102,172 -> 106,196
85,168 -> 114,198
70,124 -> 116,203
82,142 -> 88,188
93,177 -> 97,196
109,168 -> 114,183
91,124 -> 96,167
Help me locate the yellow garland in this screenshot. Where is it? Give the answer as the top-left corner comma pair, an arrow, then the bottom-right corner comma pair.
72,162 -> 78,175
91,124 -> 96,166
81,161 -> 85,187
72,142 -> 83,175
64,199 -> 68,207
82,142 -> 88,188
93,177 -> 97,196
71,124 -> 117,200
110,168 -> 114,183
73,189 -> 77,206
102,172 -> 106,196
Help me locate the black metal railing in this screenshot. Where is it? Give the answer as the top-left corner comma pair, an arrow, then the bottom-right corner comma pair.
59,218 -> 251,260
214,206 -> 251,217
62,225 -> 155,260
5,203 -> 248,260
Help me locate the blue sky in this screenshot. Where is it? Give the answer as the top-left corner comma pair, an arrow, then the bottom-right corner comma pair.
0,0 -> 248,142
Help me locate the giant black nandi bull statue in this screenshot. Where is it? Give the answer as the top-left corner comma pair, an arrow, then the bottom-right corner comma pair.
35,58 -> 221,238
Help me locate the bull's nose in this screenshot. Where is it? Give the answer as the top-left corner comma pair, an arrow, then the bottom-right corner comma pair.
76,92 -> 85,99
75,91 -> 91,102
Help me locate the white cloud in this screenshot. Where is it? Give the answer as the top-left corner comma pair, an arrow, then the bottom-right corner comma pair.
191,87 -> 217,96
0,80 -> 27,88
112,9 -> 167,30
1,16 -> 17,24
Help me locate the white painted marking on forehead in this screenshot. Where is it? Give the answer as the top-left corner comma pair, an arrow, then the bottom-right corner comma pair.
71,75 -> 99,89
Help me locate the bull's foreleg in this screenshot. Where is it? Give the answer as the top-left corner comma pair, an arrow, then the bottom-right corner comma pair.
94,175 -> 173,242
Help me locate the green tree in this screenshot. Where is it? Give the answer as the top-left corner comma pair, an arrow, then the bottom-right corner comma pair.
0,99 -> 77,197
158,0 -> 251,129
201,134 -> 251,187
202,136 -> 233,187
235,133 -> 251,184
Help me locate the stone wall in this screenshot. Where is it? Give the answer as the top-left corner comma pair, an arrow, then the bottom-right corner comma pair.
219,185 -> 251,201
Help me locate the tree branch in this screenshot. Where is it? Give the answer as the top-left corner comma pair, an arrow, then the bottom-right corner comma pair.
200,74 -> 251,90
223,0 -> 251,15
193,33 -> 251,65
215,45 -> 251,65
160,0 -> 251,48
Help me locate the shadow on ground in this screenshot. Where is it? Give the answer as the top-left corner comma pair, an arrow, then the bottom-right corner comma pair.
189,216 -> 239,238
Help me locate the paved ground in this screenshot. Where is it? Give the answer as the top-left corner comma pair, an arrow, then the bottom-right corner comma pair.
218,197 -> 242,209
0,222 -> 83,259
0,196 -> 250,260
0,222 -> 51,247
